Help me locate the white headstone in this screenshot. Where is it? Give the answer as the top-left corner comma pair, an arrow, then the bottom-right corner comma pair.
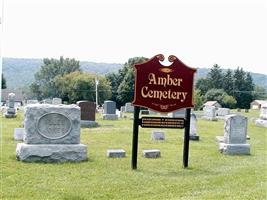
7,93 -> 15,108
52,98 -> 62,105
14,128 -> 25,141
168,109 -> 185,118
189,113 -> 199,140
203,106 -> 217,121
260,103 -> 267,120
219,114 -> 250,155
125,102 -> 134,113
217,108 -> 230,116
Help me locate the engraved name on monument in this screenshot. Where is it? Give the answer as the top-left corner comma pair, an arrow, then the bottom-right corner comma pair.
37,113 -> 72,139
24,104 -> 80,144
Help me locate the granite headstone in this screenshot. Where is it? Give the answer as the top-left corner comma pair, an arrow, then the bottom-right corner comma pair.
218,114 -> 250,155
16,104 -> 88,162
103,100 -> 118,120
5,93 -> 17,118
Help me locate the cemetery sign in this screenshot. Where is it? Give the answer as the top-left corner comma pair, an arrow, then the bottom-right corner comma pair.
131,54 -> 196,170
132,54 -> 196,113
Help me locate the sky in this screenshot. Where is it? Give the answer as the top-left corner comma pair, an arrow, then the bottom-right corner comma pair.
1,0 -> 267,74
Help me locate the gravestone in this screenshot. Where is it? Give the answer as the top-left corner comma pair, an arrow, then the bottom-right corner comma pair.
254,103 -> 267,128
77,101 -> 98,127
216,108 -> 230,119
202,106 -> 217,121
142,149 -> 161,158
217,114 -> 250,155
140,110 -> 149,115
189,113 -> 199,140
14,128 -> 25,141
43,99 -> 52,104
168,109 -> 185,118
52,98 -> 62,105
103,100 -> 118,120
125,102 -> 134,113
107,149 -> 126,158
5,93 -> 17,118
151,130 -> 165,141
16,104 -> 88,162
259,104 -> 267,120
116,109 -> 122,118
27,100 -> 38,105
120,106 -> 125,113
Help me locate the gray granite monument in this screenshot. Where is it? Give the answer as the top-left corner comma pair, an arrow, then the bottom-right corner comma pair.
16,104 -> 88,162
125,102 -> 134,113
202,106 -> 217,121
216,108 -> 230,119
5,93 -> 17,118
217,114 -> 250,155
254,103 -> 267,128
103,100 -> 118,120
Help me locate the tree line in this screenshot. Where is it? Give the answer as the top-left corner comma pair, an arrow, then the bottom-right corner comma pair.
29,56 -> 111,105
195,64 -> 266,109
28,56 -> 266,109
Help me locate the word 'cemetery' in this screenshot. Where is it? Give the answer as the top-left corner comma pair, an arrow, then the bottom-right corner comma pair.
141,73 -> 187,102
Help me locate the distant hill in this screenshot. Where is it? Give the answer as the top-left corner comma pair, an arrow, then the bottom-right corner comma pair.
2,58 -> 123,89
2,58 -> 267,91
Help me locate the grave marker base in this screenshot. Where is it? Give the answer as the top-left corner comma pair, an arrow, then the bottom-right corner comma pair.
103,114 -> 118,120
80,120 -> 99,128
16,143 -> 88,163
219,143 -> 250,155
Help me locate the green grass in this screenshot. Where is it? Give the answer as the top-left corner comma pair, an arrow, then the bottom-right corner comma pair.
1,109 -> 267,200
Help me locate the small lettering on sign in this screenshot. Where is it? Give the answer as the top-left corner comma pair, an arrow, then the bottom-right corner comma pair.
141,117 -> 184,129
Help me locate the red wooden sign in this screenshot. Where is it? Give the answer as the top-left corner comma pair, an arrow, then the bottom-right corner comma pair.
132,54 -> 196,113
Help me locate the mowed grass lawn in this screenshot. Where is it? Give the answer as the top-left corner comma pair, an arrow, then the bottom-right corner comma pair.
1,109 -> 266,200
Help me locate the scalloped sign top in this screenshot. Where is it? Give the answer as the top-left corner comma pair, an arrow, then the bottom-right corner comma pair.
132,54 -> 196,113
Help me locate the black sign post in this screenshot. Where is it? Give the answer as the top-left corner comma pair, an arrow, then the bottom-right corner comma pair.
183,108 -> 191,168
131,107 -> 191,170
131,106 -> 140,170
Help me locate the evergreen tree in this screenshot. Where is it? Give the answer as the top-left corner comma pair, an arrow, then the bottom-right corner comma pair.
195,78 -> 210,96
207,64 -> 223,89
222,69 -> 234,95
242,72 -> 254,109
233,67 -> 254,108
1,74 -> 7,89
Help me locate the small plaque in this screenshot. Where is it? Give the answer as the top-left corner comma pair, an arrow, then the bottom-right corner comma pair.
37,113 -> 72,139
140,117 -> 184,129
